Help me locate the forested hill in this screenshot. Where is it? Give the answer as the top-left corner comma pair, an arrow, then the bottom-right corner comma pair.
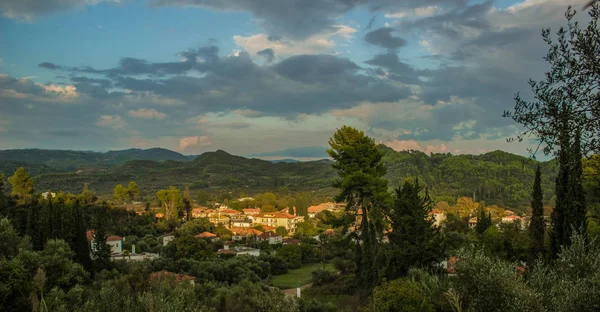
0,148 -> 197,171
0,147 -> 558,211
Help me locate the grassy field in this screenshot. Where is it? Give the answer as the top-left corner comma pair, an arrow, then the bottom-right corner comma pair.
270,263 -> 336,289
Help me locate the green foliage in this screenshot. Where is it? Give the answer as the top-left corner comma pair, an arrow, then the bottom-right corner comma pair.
165,235 -> 214,261
113,184 -> 127,203
364,279 -> 433,312
327,126 -> 390,288
8,167 -> 34,200
530,166 -> 545,261
311,269 -> 336,286
454,248 -> 537,312
475,207 -> 492,235
178,218 -> 214,237
385,179 -> 444,279
504,6 -> 600,156
157,186 -> 182,221
277,244 -> 303,269
276,226 -> 288,237
126,181 -> 139,201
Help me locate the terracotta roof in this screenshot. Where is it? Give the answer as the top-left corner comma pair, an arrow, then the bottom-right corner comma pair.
219,209 -> 242,215
258,231 -> 282,239
195,231 -> 217,238
504,210 -> 515,215
155,213 -> 164,218
430,209 -> 445,214
261,225 -> 276,232
86,230 -> 94,241
308,203 -> 336,213
149,271 -> 196,283
86,230 -> 122,242
230,228 -> 263,236
242,208 -> 261,215
257,212 -> 298,219
107,235 -> 122,242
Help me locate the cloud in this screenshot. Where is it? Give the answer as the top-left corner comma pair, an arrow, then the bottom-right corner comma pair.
151,0 -> 468,40
128,108 -> 167,119
179,135 -> 212,151
257,48 -> 275,63
0,0 -> 125,21
385,6 -> 441,19
364,27 -> 407,50
233,25 -> 356,58
0,74 -> 79,104
96,115 -> 125,129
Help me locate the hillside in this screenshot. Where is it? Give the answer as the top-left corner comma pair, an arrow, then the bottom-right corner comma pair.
0,148 -> 196,171
0,147 -> 559,210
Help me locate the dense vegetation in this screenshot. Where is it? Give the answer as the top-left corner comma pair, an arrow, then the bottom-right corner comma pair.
2,147 -> 562,213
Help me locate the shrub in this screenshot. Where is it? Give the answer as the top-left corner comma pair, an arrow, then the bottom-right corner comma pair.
311,269 -> 336,286
363,278 -> 433,312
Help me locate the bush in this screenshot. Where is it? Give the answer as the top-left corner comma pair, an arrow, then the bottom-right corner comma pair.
311,269 -> 336,286
363,279 -> 433,312
331,257 -> 355,274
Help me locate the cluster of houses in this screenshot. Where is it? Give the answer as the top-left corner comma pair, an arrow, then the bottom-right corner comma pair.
86,230 -> 160,262
155,202 -> 344,234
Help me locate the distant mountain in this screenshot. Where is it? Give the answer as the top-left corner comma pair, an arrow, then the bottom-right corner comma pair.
269,159 -> 301,163
0,146 -> 559,212
0,148 -> 197,171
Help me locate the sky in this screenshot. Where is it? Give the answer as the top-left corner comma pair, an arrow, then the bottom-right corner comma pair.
0,0 -> 592,160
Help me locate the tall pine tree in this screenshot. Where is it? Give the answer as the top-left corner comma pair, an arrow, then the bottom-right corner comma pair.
385,178 -> 443,279
327,126 -> 391,288
529,165 -> 545,261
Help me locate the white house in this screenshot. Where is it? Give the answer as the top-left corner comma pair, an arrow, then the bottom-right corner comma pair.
87,231 -> 123,255
217,245 -> 261,257
258,231 -> 283,244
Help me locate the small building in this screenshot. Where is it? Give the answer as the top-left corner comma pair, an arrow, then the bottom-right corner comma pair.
429,209 -> 447,227
230,227 -> 263,240
195,231 -> 219,242
192,207 -> 210,218
307,202 -> 339,218
258,231 -> 283,245
86,230 -> 123,255
242,208 -> 261,216
217,245 -> 261,257
254,212 -> 304,233
112,245 -> 159,262
155,213 -> 165,219
468,217 -> 478,228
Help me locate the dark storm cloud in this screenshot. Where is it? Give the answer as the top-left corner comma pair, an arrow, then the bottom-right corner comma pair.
364,27 -> 407,50
38,62 -> 63,70
365,51 -> 420,84
0,0 -> 131,20
274,54 -> 360,83
36,45 -> 411,117
151,0 -> 470,39
399,0 -> 493,39
257,48 -> 275,63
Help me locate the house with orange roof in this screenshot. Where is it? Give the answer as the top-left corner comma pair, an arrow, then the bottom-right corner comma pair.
230,227 -> 263,240
307,202 -> 339,218
242,208 -> 261,216
429,209 -> 447,227
192,207 -> 210,218
86,230 -> 123,255
258,231 -> 283,244
155,213 -> 165,219
253,212 -> 304,233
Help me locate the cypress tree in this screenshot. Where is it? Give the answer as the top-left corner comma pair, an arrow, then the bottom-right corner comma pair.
569,130 -> 587,238
530,165 -> 545,261
550,116 -> 570,259
26,197 -> 43,250
72,200 -> 91,270
476,207 -> 491,235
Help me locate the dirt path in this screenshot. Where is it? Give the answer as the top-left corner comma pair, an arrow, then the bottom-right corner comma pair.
283,283 -> 313,297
